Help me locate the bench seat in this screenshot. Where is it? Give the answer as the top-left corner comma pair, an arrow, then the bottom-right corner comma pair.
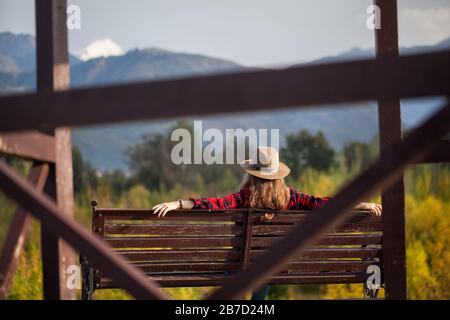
80,201 -> 383,299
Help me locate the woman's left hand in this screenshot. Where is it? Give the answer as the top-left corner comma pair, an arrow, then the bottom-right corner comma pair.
356,202 -> 382,216
152,201 -> 180,218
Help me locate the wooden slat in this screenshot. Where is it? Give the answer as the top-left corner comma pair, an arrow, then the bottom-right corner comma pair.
0,132 -> 55,162
101,210 -> 244,222
0,161 -> 169,300
101,274 -> 230,288
117,249 -> 241,262
131,261 -> 241,273
253,222 -> 382,234
251,248 -> 381,260
130,259 -> 378,274
251,211 -> 380,224
100,272 -> 370,288
251,234 -> 382,246
0,163 -> 49,298
127,260 -> 379,276
208,103 -> 450,299
101,209 -> 377,222
375,0 -> 407,300
279,260 -> 378,273
105,236 -> 242,249
0,51 -> 449,133
267,273 -> 370,285
104,223 -> 242,236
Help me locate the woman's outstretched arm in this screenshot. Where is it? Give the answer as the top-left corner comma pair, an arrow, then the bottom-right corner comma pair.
290,189 -> 382,216
152,189 -> 248,217
152,200 -> 194,218
290,189 -> 330,210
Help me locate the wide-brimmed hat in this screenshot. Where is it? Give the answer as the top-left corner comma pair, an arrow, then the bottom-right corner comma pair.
240,146 -> 290,180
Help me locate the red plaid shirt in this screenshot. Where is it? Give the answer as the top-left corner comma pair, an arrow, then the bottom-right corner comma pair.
190,187 -> 330,210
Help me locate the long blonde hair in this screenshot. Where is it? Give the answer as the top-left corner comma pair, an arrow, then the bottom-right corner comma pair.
240,173 -> 291,210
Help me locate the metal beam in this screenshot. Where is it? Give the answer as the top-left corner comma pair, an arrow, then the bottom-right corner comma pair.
0,160 -> 169,300
208,102 -> 450,299
0,163 -> 49,299
35,0 -> 75,300
416,140 -> 450,164
375,0 -> 406,300
0,51 -> 448,133
0,132 -> 55,163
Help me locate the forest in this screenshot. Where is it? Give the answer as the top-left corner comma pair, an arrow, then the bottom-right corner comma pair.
1,121 -> 448,299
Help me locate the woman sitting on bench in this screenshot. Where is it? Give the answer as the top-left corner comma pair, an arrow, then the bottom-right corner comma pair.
152,146 -> 382,299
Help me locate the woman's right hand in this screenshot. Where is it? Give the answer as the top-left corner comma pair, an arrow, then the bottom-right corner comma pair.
355,202 -> 382,216
152,201 -> 180,218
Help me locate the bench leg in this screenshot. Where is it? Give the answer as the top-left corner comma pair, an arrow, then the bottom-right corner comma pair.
80,255 -> 94,300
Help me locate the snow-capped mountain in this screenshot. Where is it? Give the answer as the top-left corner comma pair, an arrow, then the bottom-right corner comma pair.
77,38 -> 124,61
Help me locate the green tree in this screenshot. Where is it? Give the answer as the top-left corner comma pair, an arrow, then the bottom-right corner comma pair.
126,120 -> 197,190
122,184 -> 151,208
281,130 -> 335,178
72,146 -> 98,194
102,169 -> 129,197
342,141 -> 372,172
218,168 -> 239,194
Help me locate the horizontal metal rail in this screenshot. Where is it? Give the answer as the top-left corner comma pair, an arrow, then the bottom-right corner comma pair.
0,51 -> 448,133
0,132 -> 55,162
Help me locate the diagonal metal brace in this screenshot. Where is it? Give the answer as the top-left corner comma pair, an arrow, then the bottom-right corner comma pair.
208,101 -> 450,299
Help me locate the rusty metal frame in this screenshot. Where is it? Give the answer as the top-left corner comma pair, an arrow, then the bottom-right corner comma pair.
208,103 -> 450,299
418,140 -> 450,163
0,0 -> 448,300
0,160 -> 169,300
0,132 -> 55,163
35,0 -> 75,300
0,163 -> 49,298
375,0 -> 406,300
0,103 -> 448,300
0,50 -> 448,133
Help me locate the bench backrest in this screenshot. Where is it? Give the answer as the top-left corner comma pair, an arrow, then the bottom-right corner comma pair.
91,205 -> 382,289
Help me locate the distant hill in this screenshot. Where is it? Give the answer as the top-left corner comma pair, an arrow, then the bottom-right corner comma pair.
71,47 -> 242,87
311,37 -> 450,63
0,32 -> 448,170
0,32 -> 81,92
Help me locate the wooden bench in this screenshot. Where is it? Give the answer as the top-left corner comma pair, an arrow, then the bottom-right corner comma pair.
80,200 -> 383,299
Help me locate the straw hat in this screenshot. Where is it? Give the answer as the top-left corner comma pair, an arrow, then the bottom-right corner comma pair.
240,146 -> 290,180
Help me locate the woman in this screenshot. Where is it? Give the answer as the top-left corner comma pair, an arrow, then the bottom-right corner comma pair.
153,146 -> 382,299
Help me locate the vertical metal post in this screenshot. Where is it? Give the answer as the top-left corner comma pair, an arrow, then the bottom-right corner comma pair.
36,0 -> 75,300
241,209 -> 253,269
374,0 -> 407,299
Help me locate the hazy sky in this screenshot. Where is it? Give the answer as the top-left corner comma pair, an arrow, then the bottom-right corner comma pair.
1,0 -> 449,66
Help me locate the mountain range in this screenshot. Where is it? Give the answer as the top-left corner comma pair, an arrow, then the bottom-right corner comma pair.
1,32 -> 448,170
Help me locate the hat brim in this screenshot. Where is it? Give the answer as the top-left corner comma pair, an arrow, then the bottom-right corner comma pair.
240,160 -> 291,180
